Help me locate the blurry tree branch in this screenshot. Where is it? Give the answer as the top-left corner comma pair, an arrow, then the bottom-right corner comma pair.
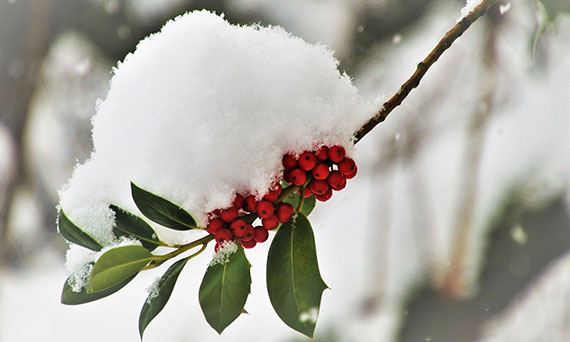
353,0 -> 501,144
0,0 -> 52,264
441,7 -> 503,298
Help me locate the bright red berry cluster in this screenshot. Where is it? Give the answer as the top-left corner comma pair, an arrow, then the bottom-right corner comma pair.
282,145 -> 357,202
206,184 -> 295,250
207,144 -> 356,251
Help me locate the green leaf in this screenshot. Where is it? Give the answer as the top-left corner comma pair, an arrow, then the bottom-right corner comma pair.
110,205 -> 160,251
61,263 -> 136,305
131,182 -> 197,230
266,213 -> 328,338
58,210 -> 102,251
139,258 -> 189,338
531,0 -> 570,58
199,246 -> 251,334
90,245 -> 154,292
283,191 -> 316,217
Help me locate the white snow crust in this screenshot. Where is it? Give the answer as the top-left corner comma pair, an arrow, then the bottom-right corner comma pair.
57,10 -> 376,247
460,0 -> 482,19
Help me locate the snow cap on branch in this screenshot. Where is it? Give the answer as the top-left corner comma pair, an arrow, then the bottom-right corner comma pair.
58,10 -> 376,245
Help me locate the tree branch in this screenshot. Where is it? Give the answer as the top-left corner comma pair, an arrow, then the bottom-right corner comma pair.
353,0 -> 500,143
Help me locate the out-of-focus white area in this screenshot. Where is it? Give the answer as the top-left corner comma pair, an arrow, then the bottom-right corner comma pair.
1,0 -> 569,341
26,31 -> 111,202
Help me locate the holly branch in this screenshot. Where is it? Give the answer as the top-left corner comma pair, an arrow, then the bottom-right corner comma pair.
354,0 -> 501,143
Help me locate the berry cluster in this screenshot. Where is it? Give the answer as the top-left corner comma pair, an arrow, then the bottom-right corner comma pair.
282,145 -> 357,202
206,185 -> 295,250
206,144 -> 357,251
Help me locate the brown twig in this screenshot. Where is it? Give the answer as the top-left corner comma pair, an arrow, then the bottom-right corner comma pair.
353,0 -> 500,144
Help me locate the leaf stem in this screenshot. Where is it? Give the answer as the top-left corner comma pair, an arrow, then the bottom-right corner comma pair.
297,187 -> 305,213
276,185 -> 299,203
144,234 -> 214,270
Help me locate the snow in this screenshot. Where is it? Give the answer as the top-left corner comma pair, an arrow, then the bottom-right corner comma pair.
145,276 -> 162,303
499,2 -> 511,15
58,11 -> 377,249
460,0 -> 482,19
209,240 -> 238,267
65,236 -> 142,291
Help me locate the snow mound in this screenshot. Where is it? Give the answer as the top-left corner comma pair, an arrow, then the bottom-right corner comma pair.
58,10 -> 376,246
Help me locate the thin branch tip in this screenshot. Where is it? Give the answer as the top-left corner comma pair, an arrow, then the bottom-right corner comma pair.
353,0 -> 501,144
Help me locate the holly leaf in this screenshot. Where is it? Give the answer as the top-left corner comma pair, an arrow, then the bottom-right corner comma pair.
110,205 -> 161,251
139,257 -> 188,338
131,182 -> 197,230
58,210 -> 102,251
61,264 -> 136,305
266,213 -> 328,338
199,246 -> 251,334
90,245 -> 155,292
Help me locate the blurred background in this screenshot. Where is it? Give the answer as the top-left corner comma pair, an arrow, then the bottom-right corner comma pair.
1,0 -> 569,341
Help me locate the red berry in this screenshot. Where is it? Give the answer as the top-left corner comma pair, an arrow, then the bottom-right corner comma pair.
220,206 -> 238,222
230,219 -> 247,237
206,218 -> 224,234
328,145 -> 346,163
312,163 -> 330,180
315,146 -> 329,161
244,195 -> 257,212
315,188 -> 333,202
303,186 -> 313,197
209,208 -> 221,217
214,228 -> 233,243
256,200 -> 274,219
254,226 -> 269,243
282,154 -> 298,170
289,168 -> 307,186
298,151 -> 317,171
276,203 -> 295,223
263,183 -> 282,202
262,215 -> 279,230
344,165 -> 357,179
233,194 -> 244,209
327,171 -> 346,191
338,158 -> 356,176
241,239 -> 257,249
309,179 -> 329,195
241,224 -> 255,241
283,169 -> 291,183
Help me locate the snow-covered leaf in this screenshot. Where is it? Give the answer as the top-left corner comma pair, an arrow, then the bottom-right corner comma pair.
131,182 -> 197,231
110,204 -> 161,251
199,245 -> 251,334
139,257 -> 188,338
61,264 -> 136,305
58,210 -> 102,251
89,245 -> 154,292
266,213 -> 327,338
